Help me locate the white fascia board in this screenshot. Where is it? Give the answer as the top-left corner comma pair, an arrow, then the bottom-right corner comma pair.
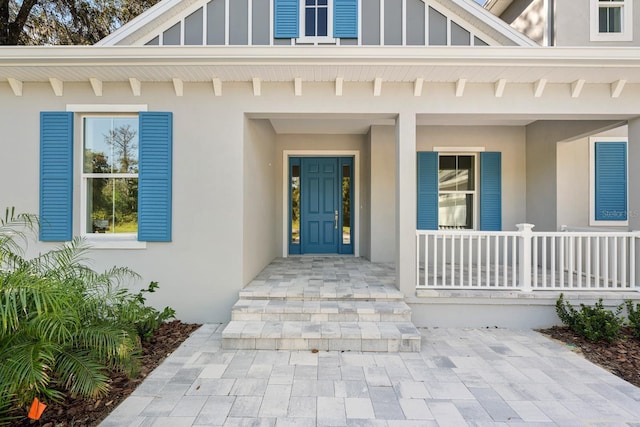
448,0 -> 538,47
3,46 -> 640,67
484,0 -> 516,16
96,0 -> 183,46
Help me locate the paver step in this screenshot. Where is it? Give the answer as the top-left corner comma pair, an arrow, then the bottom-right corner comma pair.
230,300 -> 412,322
221,321 -> 421,352
239,283 -> 404,301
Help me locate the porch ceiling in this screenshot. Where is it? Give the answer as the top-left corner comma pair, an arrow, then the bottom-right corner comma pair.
2,46 -> 640,85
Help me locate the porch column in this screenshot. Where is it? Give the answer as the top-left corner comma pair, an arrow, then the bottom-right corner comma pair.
395,112 -> 417,295
628,117 -> 640,288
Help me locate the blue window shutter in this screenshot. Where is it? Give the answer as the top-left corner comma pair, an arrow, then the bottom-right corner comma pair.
334,0 -> 358,38
40,112 -> 73,241
480,152 -> 502,231
139,112 -> 173,242
274,0 -> 299,38
595,142 -> 627,221
417,152 -> 438,230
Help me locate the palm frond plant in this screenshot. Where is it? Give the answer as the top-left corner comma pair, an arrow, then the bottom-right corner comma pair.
0,207 -> 172,419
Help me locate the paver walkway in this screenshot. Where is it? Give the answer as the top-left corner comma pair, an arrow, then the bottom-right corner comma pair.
100,325 -> 640,426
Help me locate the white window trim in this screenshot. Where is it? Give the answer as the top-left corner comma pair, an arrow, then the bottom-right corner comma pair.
437,152 -> 479,231
589,137 -> 629,227
79,113 -> 146,250
296,0 -> 337,44
590,0 -> 633,42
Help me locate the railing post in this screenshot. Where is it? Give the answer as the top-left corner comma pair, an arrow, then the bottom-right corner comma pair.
517,223 -> 535,292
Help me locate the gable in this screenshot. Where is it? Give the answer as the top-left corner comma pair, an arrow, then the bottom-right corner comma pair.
97,0 -> 536,47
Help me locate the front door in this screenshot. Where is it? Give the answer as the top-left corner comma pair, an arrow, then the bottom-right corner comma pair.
289,156 -> 353,255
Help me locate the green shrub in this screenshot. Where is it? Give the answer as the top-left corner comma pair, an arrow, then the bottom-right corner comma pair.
625,300 -> 640,338
556,293 -> 624,342
0,207 -> 175,412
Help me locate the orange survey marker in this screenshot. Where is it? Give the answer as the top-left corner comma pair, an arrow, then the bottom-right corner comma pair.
28,397 -> 46,420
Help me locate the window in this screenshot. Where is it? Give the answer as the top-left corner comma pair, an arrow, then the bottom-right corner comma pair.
304,0 -> 329,37
274,0 -> 357,40
438,155 -> 476,229
82,116 -> 139,238
591,0 -> 633,41
40,110 -> 173,246
417,151 -> 501,231
590,137 -> 628,226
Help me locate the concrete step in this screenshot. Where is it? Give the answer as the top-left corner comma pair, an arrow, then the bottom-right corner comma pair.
221,321 -> 421,352
239,283 -> 405,301
230,300 -> 412,322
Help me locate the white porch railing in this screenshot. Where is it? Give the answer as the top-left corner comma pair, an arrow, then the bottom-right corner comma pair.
416,224 -> 640,291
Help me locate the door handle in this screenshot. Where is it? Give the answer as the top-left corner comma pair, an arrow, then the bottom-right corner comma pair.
334,210 -> 339,229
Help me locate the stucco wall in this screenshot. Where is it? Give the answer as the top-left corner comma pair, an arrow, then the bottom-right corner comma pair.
556,125 -> 628,229
555,0 -> 640,46
243,119 -> 279,284
370,126 -> 396,262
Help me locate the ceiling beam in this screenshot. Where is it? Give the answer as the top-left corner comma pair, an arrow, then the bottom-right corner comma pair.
212,78 -> 222,96
89,78 -> 102,96
49,78 -> 63,96
335,77 -> 343,96
129,78 -> 141,96
373,77 -> 383,96
252,77 -> 261,96
571,79 -> 585,98
414,78 -> 424,97
294,77 -> 302,96
494,78 -> 507,98
172,78 -> 184,96
455,79 -> 466,97
533,78 -> 547,98
611,79 -> 626,98
7,78 -> 22,96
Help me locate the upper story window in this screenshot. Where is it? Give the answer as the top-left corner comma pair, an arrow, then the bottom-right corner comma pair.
591,0 -> 633,41
305,0 -> 329,38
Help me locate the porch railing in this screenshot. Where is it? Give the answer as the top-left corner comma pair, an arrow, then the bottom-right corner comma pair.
416,224 -> 640,291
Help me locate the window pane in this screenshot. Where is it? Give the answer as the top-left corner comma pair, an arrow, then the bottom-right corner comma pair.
84,117 -> 139,173
305,8 -> 316,36
457,156 -> 474,191
86,178 -> 138,234
317,8 -> 328,37
342,165 -> 351,245
438,156 -> 457,191
438,194 -> 473,229
291,165 -> 300,244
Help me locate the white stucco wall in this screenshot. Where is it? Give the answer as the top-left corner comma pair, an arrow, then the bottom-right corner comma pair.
243,119 -> 279,284
503,0 -> 546,45
557,125 -> 629,229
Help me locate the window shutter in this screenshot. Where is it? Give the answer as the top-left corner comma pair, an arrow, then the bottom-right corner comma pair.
417,152 -> 438,230
480,152 -> 502,231
595,141 -> 627,221
334,0 -> 358,38
40,112 -> 73,241
274,0 -> 299,38
139,112 -> 173,242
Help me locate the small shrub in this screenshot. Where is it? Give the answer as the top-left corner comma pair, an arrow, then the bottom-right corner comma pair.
556,293 -> 624,343
625,300 -> 640,338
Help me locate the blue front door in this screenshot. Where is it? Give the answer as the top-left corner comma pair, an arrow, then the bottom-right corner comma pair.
289,156 -> 354,255
301,157 -> 339,253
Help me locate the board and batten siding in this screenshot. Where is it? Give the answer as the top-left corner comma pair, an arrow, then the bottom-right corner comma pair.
144,0 -> 491,46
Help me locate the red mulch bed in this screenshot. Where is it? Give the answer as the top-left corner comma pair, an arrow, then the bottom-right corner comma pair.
539,325 -> 640,388
9,320 -> 201,427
